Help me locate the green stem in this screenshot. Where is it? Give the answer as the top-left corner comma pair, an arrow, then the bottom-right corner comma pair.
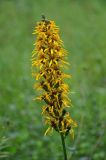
60,133 -> 68,160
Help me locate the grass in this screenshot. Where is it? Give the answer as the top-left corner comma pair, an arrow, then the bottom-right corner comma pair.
0,0 -> 106,159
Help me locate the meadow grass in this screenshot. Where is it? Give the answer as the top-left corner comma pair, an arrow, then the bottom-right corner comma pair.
0,0 -> 106,160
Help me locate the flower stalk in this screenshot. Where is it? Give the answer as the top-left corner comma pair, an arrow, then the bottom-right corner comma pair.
60,133 -> 67,160
32,16 -> 77,160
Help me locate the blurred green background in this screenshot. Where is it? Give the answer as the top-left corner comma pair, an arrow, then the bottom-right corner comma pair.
0,0 -> 106,160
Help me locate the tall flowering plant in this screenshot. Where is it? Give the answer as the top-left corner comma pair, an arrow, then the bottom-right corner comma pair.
32,16 -> 77,160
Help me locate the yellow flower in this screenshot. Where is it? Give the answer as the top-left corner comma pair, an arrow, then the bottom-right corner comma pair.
32,17 -> 77,138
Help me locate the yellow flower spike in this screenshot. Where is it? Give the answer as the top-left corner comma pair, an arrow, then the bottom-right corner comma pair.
32,16 -> 77,140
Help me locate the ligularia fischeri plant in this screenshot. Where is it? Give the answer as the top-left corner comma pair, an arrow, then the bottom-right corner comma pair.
32,16 -> 77,160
